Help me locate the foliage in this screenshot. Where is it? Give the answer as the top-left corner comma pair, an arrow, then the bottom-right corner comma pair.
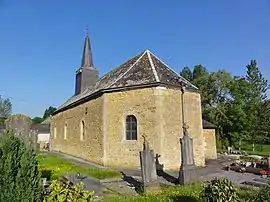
180,60 -> 270,151
43,106 -> 57,120
0,116 -> 7,124
255,185 -> 270,201
0,95 -> 12,117
104,181 -> 260,202
32,116 -> 44,124
104,183 -> 203,202
31,106 -> 56,124
37,154 -> 121,180
43,180 -> 94,202
200,178 -> 239,202
0,131 -> 42,202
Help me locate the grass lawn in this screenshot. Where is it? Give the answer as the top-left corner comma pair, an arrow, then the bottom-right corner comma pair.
37,154 -> 121,180
102,183 -> 257,202
241,143 -> 270,156
218,142 -> 270,156
103,183 -> 203,202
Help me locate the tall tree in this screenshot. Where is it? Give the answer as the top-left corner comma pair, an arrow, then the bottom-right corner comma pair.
0,96 -> 12,118
223,77 -> 250,149
245,60 -> 269,150
180,67 -> 193,82
43,106 -> 57,120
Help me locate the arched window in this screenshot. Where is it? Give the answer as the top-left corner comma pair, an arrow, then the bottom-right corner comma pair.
126,115 -> 137,140
64,123 -> 67,139
80,120 -> 85,141
54,126 -> 57,139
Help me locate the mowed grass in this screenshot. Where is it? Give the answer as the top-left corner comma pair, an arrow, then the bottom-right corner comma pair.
103,184 -> 258,202
103,183 -> 203,202
218,142 -> 270,156
241,142 -> 270,156
37,154 -> 121,180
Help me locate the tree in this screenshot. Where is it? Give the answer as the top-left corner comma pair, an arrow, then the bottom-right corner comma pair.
32,117 -> 44,124
180,66 -> 193,82
223,77 -> 250,149
0,131 -> 42,202
43,106 -> 57,120
0,96 -> 12,117
245,60 -> 269,150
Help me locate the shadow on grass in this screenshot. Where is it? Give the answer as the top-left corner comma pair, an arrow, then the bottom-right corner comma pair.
41,169 -> 52,180
170,195 -> 200,202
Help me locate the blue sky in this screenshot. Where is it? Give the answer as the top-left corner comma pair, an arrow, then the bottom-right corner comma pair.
0,0 -> 269,117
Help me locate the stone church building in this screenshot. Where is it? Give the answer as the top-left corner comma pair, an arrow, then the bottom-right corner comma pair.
51,35 -> 217,170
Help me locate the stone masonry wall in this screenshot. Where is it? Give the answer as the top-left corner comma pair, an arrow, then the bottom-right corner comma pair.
51,96 -> 104,164
103,87 -> 206,170
160,88 -> 205,170
203,129 -> 217,159
103,88 -> 160,169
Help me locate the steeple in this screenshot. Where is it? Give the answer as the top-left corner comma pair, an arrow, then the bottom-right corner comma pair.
81,35 -> 94,68
74,32 -> 99,95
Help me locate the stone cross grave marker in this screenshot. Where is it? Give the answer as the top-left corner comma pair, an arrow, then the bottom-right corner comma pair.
179,123 -> 197,185
139,135 -> 159,193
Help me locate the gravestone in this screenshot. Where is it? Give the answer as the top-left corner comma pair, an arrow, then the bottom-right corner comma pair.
179,123 -> 197,185
5,114 -> 38,152
29,129 -> 39,153
139,136 -> 160,193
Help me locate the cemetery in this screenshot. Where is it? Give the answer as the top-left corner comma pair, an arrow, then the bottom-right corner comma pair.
2,114 -> 270,201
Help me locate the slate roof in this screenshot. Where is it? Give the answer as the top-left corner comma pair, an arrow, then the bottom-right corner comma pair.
54,50 -> 198,114
42,116 -> 51,124
0,123 -> 50,133
202,119 -> 216,129
31,124 -> 50,133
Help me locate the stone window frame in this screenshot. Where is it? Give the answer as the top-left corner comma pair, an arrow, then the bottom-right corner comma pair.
64,123 -> 67,139
80,120 -> 85,141
53,125 -> 57,139
125,115 -> 138,141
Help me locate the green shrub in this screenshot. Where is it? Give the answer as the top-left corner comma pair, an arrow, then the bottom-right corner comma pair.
0,131 -> 42,202
216,136 -> 229,150
200,178 -> 239,202
255,185 -> 270,202
43,179 -> 94,202
238,187 -> 258,202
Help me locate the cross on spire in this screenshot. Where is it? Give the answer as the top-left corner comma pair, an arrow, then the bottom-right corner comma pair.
85,24 -> 89,36
81,26 -> 94,68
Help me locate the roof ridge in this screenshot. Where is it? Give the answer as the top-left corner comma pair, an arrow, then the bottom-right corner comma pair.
146,50 -> 160,82
108,51 -> 148,88
147,50 -> 198,89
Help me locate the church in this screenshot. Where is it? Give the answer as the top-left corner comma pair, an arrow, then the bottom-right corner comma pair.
51,34 -> 217,170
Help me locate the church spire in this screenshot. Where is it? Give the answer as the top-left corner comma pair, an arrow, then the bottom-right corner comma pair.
75,30 -> 99,95
81,33 -> 94,68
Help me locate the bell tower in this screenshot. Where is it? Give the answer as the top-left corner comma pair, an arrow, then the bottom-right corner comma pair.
75,34 -> 99,95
